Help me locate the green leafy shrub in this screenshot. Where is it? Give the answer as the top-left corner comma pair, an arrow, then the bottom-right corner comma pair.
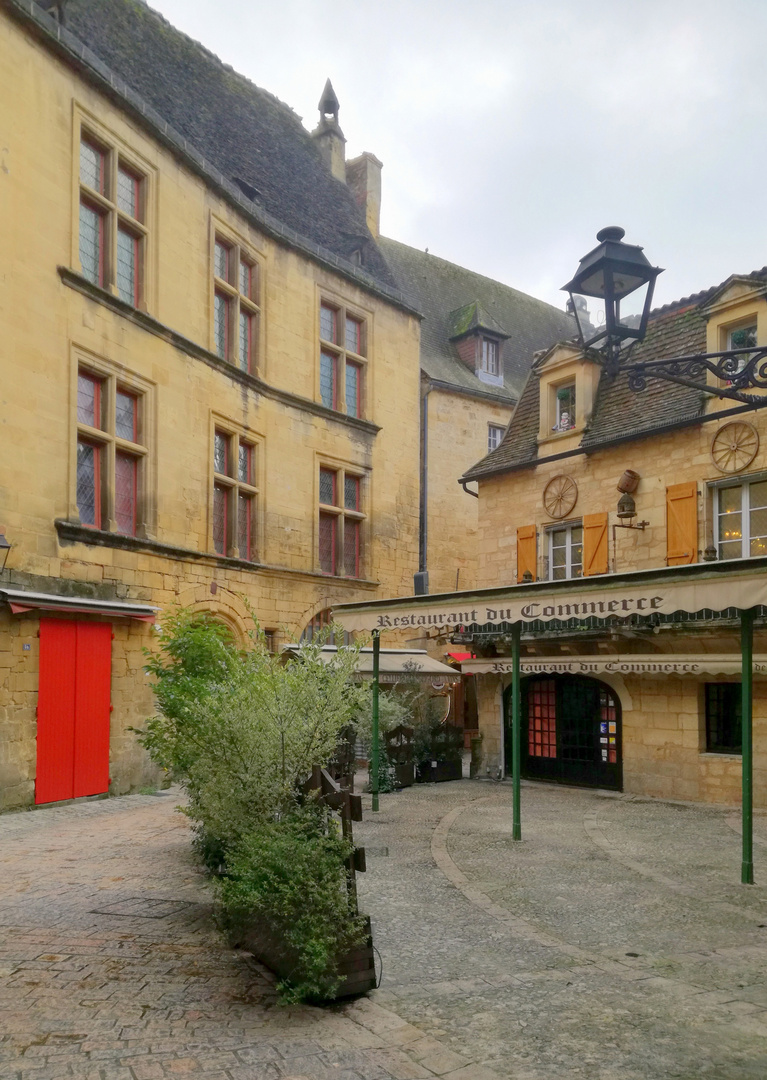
220,801 -> 367,1003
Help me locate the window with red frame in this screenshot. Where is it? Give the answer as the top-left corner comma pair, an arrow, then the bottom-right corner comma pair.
213,237 -> 260,373
212,429 -> 258,559
319,301 -> 366,417
76,370 -> 144,534
318,466 -> 363,577
78,133 -> 146,307
528,679 -> 557,758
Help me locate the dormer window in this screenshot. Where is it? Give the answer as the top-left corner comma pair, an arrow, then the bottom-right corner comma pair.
481,338 -> 500,377
553,382 -> 576,433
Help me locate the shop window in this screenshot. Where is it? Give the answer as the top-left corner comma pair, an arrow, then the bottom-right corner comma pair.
714,477 -> 767,560
318,465 -> 364,577
548,522 -> 582,580
212,428 -> 259,559
212,235 -> 261,373
76,368 -> 147,535
78,132 -> 147,307
319,301 -> 366,418
704,683 -> 742,754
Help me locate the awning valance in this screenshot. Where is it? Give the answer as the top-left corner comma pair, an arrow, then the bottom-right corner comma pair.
1,588 -> 159,621
281,645 -> 460,686
461,654 -> 767,677
332,558 -> 767,634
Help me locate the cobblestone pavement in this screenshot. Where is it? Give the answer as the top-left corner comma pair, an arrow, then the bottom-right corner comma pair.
0,790 -> 494,1080
355,779 -> 767,1080
3,784 -> 767,1080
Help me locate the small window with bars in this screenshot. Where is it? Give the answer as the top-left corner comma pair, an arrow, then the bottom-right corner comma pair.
76,368 -> 146,535
212,428 -> 259,560
318,465 -> 364,577
213,235 -> 261,374
319,301 -> 366,417
78,131 -> 147,308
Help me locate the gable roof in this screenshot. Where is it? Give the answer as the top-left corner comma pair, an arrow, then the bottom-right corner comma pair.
379,237 -> 576,402
12,0 -> 412,306
463,267 -> 767,481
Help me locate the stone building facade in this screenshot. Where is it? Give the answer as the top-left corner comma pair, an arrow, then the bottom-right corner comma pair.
458,268 -> 767,806
0,0 -> 421,807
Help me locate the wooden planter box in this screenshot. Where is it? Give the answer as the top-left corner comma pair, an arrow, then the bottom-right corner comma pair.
234,913 -> 376,1001
416,759 -> 462,784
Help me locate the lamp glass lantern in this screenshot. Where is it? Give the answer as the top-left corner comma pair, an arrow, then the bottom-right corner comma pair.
563,227 -> 663,368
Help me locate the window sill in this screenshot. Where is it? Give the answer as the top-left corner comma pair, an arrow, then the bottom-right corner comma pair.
537,427 -> 583,447
55,519 -> 381,587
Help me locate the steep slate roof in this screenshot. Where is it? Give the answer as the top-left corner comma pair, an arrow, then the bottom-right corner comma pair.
34,0 -> 400,296
379,237 -> 576,401
463,268 -> 767,481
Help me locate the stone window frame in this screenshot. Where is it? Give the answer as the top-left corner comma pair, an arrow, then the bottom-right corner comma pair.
318,296 -> 368,419
211,223 -> 263,375
69,346 -> 156,539
702,682 -> 742,754
210,417 -> 262,561
72,108 -> 155,311
317,459 -> 367,578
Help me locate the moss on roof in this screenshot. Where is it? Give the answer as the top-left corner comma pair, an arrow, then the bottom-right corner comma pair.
379,237 -> 577,400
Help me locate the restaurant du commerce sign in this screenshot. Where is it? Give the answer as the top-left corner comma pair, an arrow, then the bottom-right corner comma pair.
332,569 -> 767,635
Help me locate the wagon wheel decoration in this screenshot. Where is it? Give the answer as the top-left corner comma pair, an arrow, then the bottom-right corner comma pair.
543,474 -> 578,519
711,422 -> 759,474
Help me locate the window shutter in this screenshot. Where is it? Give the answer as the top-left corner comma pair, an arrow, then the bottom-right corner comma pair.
583,512 -> 609,576
666,482 -> 698,565
517,525 -> 537,583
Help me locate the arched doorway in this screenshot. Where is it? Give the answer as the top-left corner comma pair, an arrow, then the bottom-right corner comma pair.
504,674 -> 622,790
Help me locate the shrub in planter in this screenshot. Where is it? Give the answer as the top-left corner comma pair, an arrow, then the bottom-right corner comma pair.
220,801 -> 368,1004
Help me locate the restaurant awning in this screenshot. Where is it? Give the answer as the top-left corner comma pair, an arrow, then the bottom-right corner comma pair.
461,655 -> 767,677
331,557 -> 767,633
0,588 -> 159,621
282,645 -> 460,686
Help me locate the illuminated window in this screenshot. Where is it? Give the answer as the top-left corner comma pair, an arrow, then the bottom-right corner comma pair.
76,369 -> 146,535
212,236 -> 261,373
212,429 -> 259,559
319,302 -> 366,417
318,465 -> 364,577
548,522 -> 582,580
715,477 -> 767,560
78,134 -> 146,307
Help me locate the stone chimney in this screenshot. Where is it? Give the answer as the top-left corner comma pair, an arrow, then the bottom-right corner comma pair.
346,152 -> 382,238
311,79 -> 346,182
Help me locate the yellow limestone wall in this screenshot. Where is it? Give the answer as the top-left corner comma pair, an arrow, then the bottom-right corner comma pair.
425,388 -> 512,595
0,14 -> 420,807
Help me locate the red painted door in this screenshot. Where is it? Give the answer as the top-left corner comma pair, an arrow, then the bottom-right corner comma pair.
36,620 -> 112,804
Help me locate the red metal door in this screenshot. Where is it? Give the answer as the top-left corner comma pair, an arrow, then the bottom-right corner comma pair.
36,620 -> 112,804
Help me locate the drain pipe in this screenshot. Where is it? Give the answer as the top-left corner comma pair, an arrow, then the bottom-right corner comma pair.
419,380 -> 432,574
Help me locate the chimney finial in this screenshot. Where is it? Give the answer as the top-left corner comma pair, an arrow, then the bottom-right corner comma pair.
318,79 -> 340,123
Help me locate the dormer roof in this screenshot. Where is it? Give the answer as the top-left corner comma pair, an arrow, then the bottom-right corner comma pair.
447,301 -> 510,342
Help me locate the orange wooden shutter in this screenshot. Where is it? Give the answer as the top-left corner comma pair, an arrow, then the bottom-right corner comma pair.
666,482 -> 698,565
517,525 -> 537,582
583,512 -> 609,576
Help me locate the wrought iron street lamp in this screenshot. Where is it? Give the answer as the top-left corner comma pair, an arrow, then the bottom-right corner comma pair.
563,226 -> 662,376
563,227 -> 767,406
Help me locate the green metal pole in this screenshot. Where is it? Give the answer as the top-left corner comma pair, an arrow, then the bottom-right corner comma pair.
512,621 -> 521,841
371,631 -> 380,812
742,608 -> 754,885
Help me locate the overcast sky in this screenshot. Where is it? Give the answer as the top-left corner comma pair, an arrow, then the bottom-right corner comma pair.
148,0 -> 767,316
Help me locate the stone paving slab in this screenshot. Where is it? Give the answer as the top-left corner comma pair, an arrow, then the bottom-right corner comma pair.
0,791 -> 496,1080
355,779 -> 767,1079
